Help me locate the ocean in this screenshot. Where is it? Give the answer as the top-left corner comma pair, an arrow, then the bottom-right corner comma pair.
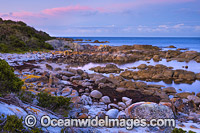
71,37 -> 200,52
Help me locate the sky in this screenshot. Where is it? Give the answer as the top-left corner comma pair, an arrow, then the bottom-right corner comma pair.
0,0 -> 200,37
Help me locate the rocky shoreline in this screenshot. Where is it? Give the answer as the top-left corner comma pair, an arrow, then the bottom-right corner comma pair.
1,42 -> 200,132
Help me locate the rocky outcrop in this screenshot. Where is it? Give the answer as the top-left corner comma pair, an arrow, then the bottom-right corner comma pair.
120,64 -> 197,83
90,64 -> 123,73
46,39 -> 84,51
126,102 -> 174,121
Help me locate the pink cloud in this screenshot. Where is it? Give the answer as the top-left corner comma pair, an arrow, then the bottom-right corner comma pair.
42,5 -> 94,15
0,0 -> 196,21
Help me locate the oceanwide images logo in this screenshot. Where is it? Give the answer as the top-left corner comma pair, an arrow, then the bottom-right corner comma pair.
24,115 -> 176,129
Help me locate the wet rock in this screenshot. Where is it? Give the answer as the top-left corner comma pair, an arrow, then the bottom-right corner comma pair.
152,74 -> 163,79
117,111 -> 127,119
142,90 -> 155,95
178,71 -> 196,81
120,80 -> 136,90
163,70 -> 174,79
178,51 -> 199,60
90,64 -> 123,73
25,78 -> 40,83
196,73 -> 200,80
95,77 -> 107,84
61,87 -> 72,96
62,76 -> 69,81
108,103 -> 119,109
176,92 -> 193,98
46,64 -> 53,71
54,67 -> 62,71
137,64 -> 147,69
163,87 -> 177,93
98,83 -> 115,89
122,97 -> 131,103
96,112 -> 106,118
116,87 -> 127,93
135,82 -> 146,89
125,99 -> 132,107
80,95 -> 92,105
148,84 -> 165,89
118,102 -> 126,109
120,71 -> 134,79
90,90 -> 103,99
70,75 -> 82,81
82,72 -> 89,79
71,96 -> 81,104
173,98 -> 196,113
60,80 -> 72,85
61,71 -> 75,77
101,96 -> 111,104
194,55 -> 200,63
106,109 -> 119,118
78,113 -> 88,119
154,91 -> 169,100
67,89 -> 79,98
153,55 -> 160,61
167,45 -> 176,48
133,45 -> 160,50
126,102 -> 174,121
187,95 -> 200,104
67,68 -> 78,74
82,82 -> 92,87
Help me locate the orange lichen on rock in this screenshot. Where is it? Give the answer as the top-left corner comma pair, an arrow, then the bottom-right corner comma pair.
16,108 -> 22,113
190,125 -> 199,129
78,114 -> 88,119
27,107 -> 40,115
62,88 -> 71,93
22,74 -> 41,82
21,86 -> 26,90
43,87 -> 58,93
27,90 -> 39,95
70,96 -> 81,103
144,102 -> 152,104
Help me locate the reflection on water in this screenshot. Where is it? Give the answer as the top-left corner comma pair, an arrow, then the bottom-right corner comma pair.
141,80 -> 200,94
71,60 -> 200,93
118,59 -> 200,73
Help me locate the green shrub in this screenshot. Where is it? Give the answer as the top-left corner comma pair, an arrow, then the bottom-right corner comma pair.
0,59 -> 24,94
17,90 -> 35,103
36,92 -> 71,114
3,115 -> 25,132
0,43 -> 9,53
44,43 -> 54,50
171,128 -> 196,133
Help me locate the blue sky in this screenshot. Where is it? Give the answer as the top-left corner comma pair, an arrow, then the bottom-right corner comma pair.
0,0 -> 200,37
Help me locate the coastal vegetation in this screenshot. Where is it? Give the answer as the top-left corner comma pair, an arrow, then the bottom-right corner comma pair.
36,92 -> 71,116
0,18 -> 54,53
0,59 -> 23,94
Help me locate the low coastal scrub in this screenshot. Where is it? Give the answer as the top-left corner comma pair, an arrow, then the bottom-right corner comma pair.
0,115 -> 24,132
171,128 -> 196,133
37,92 -> 71,116
0,18 -> 54,53
0,114 -> 42,132
0,59 -> 24,94
17,90 -> 36,103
